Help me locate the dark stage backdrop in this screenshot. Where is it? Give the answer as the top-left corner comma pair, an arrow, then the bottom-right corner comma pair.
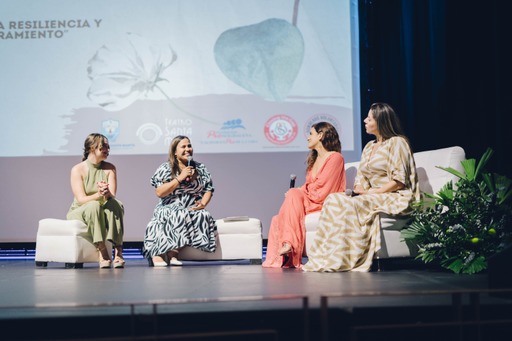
358,0 -> 511,179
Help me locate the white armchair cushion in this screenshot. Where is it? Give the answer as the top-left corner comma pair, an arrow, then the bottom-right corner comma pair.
177,218 -> 262,262
35,219 -> 111,264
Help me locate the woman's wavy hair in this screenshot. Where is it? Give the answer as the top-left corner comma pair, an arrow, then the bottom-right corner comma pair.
82,133 -> 109,161
306,122 -> 341,170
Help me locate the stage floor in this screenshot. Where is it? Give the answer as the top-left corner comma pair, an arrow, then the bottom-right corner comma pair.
1,257 -> 511,340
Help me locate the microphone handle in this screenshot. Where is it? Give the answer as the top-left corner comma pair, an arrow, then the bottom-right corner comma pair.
186,158 -> 193,181
290,179 -> 295,188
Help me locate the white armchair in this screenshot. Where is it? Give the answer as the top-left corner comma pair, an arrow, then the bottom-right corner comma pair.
35,218 -> 112,268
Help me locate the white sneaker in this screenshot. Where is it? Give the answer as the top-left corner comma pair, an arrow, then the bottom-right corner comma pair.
169,257 -> 183,266
151,256 -> 169,267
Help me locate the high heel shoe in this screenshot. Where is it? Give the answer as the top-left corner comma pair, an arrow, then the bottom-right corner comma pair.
279,243 -> 293,256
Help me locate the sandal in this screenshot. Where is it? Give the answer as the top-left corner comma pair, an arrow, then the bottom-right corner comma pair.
96,242 -> 111,269
279,242 -> 293,256
113,256 -> 125,268
113,246 -> 125,268
99,259 -> 112,269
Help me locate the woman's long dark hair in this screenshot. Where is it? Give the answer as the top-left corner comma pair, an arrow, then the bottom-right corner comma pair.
369,102 -> 405,141
306,122 -> 341,170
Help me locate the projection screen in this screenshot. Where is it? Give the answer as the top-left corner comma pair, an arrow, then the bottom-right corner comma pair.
0,0 -> 361,242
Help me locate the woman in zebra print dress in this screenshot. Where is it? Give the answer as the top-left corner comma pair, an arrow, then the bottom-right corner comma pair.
143,135 -> 217,267
303,103 -> 420,272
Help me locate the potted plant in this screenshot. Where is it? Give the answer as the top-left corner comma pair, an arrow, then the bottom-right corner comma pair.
401,148 -> 512,274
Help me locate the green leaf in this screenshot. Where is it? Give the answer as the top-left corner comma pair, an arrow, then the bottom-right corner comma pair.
460,159 -> 477,181
463,256 -> 488,275
442,257 -> 463,274
494,174 -> 512,205
436,166 -> 465,180
474,148 -> 494,179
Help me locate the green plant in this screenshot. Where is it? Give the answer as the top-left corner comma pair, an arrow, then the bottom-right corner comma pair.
401,148 -> 512,274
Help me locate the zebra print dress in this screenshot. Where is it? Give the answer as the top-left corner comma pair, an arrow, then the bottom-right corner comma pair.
302,136 -> 420,272
142,161 -> 217,259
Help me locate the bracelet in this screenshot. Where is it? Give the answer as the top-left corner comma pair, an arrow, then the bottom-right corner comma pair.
175,178 -> 181,184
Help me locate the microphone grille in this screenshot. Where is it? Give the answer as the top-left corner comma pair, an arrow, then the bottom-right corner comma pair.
290,173 -> 297,180
187,156 -> 192,161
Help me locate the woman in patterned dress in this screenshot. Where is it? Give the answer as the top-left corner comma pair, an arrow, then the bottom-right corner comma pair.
303,103 -> 420,272
67,133 -> 125,269
143,135 -> 217,267
262,122 -> 346,269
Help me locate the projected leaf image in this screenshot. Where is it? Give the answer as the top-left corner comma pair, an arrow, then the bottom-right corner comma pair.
87,33 -> 216,124
214,17 -> 304,101
87,33 -> 176,111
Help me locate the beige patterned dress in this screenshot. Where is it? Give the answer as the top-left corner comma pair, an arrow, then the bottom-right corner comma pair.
302,136 -> 420,272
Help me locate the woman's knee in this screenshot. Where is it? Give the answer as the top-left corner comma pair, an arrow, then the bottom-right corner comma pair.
84,200 -> 102,212
325,192 -> 344,206
285,188 -> 304,203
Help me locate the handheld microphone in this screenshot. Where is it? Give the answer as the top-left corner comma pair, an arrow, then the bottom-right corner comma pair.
346,189 -> 358,197
289,174 -> 297,188
186,156 -> 193,182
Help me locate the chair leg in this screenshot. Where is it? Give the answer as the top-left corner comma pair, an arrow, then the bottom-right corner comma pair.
65,263 -> 84,269
375,258 -> 382,272
35,261 -> 48,267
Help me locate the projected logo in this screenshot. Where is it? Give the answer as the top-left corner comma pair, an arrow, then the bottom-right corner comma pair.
264,115 -> 298,145
303,113 -> 341,139
203,118 -> 257,146
136,123 -> 163,146
102,119 -> 120,141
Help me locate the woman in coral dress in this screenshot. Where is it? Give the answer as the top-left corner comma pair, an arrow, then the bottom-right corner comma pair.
262,122 -> 346,268
303,103 -> 420,272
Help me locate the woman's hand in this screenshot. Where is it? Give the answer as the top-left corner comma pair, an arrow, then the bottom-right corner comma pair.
189,192 -> 213,211
353,184 -> 365,195
97,181 -> 110,198
180,166 -> 195,181
189,200 -> 206,211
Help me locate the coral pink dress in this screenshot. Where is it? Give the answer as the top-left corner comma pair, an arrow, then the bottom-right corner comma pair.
262,152 -> 346,268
